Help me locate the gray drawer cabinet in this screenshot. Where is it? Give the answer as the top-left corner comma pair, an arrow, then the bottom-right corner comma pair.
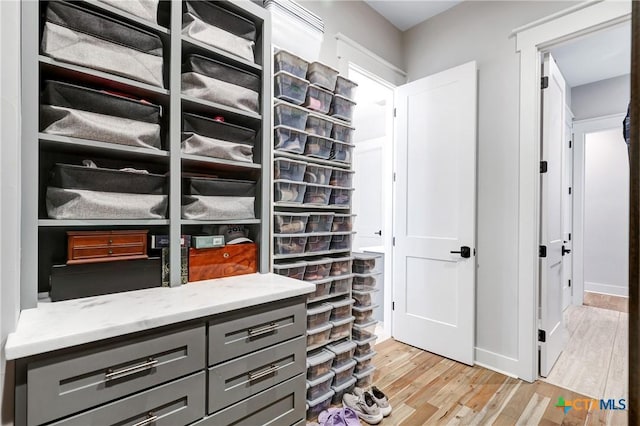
27,324 -> 205,426
49,372 -> 206,426
208,336 -> 305,413
15,296 -> 307,426
208,298 -> 306,365
193,374 -> 306,426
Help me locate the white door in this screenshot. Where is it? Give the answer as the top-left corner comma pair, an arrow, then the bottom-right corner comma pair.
561,108 -> 574,311
353,142 -> 384,249
392,61 -> 477,365
539,53 -> 566,377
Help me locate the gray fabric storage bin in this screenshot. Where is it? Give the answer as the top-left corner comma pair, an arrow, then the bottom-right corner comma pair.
46,163 -> 168,219
40,80 -> 162,150
182,177 -> 256,220
41,1 -> 164,87
182,113 -> 255,162
183,1 -> 256,63
100,0 -> 160,23
182,54 -> 260,113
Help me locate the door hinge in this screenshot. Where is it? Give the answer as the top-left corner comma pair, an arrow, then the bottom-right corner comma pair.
540,161 -> 548,173
392,301 -> 395,311
394,107 -> 397,117
538,329 -> 547,342
568,279 -> 572,288
541,76 -> 549,89
393,237 -> 396,246
568,187 -> 572,195
569,140 -> 572,148
393,172 -> 396,182
568,233 -> 572,241
539,245 -> 547,257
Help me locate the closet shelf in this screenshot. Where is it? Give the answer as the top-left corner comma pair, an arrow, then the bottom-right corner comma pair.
274,202 -> 351,211
83,0 -> 170,35
38,219 -> 170,227
181,94 -> 262,122
39,55 -> 170,104
182,36 -> 262,73
181,153 -> 262,172
274,150 -> 352,169
273,249 -> 351,260
39,133 -> 170,161
181,219 -> 261,226
306,290 -> 351,305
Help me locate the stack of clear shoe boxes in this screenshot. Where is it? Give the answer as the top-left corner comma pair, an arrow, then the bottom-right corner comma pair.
271,49 -> 360,420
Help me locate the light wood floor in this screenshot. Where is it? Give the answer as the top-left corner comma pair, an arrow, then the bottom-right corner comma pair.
371,339 -> 627,425
583,292 -> 628,313
542,303 -> 628,402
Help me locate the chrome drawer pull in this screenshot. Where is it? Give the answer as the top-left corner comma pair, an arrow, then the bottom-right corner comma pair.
105,358 -> 158,381
131,413 -> 158,426
248,364 -> 279,381
247,322 -> 279,337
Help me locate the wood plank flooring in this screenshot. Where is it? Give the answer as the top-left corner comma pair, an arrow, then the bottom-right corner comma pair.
369,339 -> 627,425
583,292 -> 628,313
543,305 -> 628,401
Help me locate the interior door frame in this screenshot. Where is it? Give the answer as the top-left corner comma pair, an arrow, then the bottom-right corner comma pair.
513,1 -> 631,382
571,113 -> 628,306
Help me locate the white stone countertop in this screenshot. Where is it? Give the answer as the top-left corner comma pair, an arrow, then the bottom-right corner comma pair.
5,273 -> 314,360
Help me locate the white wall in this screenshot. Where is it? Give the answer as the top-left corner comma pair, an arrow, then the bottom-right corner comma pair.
302,1 -> 404,71
571,74 -> 630,120
1,0 -> 21,423
402,0 -> 577,374
583,128 -> 629,296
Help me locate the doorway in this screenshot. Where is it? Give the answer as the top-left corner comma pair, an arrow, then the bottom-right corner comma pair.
348,64 -> 395,341
536,23 -> 630,401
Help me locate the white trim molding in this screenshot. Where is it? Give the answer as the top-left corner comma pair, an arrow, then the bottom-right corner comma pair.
514,0 -> 631,382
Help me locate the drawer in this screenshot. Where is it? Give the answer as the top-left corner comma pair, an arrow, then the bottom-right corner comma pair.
208,336 -> 305,413
208,298 -> 305,365
67,230 -> 148,264
70,244 -> 147,263
49,372 -> 205,426
194,374 -> 305,426
27,324 -> 205,426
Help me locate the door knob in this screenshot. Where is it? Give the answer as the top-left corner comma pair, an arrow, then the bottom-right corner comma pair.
450,246 -> 471,258
374,230 -> 382,236
562,246 -> 571,256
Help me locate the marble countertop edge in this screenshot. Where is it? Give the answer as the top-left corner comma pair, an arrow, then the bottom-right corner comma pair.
5,273 -> 315,360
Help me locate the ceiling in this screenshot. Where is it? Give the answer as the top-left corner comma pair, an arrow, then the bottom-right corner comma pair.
550,22 -> 630,87
364,0 -> 462,31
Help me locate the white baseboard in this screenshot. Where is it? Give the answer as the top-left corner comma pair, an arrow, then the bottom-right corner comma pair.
584,281 -> 628,297
474,347 -> 520,379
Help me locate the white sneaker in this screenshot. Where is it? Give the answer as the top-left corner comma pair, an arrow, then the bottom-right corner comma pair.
370,386 -> 392,417
353,387 -> 392,417
342,391 -> 383,425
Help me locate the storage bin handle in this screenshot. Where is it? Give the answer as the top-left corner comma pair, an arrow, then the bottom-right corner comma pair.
247,322 -> 279,337
248,364 -> 279,381
131,413 -> 158,426
105,357 -> 158,381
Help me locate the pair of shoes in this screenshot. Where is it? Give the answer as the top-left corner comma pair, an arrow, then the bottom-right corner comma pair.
318,407 -> 362,426
342,390 -> 384,425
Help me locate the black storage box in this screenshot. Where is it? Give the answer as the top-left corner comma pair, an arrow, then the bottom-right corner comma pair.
40,80 -> 162,150
182,113 -> 255,162
182,176 -> 256,220
46,163 -> 168,219
183,1 -> 256,62
182,54 -> 260,113
50,257 -> 162,302
41,1 -> 164,87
